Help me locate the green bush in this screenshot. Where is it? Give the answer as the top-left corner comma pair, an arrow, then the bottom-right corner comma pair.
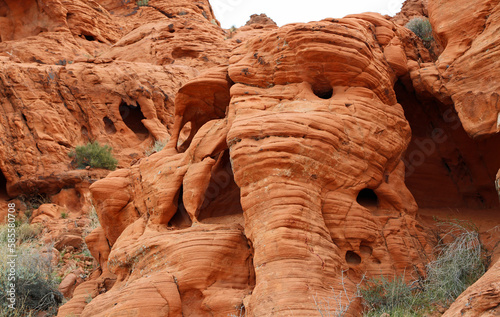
69,141 -> 118,170
405,17 -> 434,42
361,221 -> 487,316
137,0 -> 148,6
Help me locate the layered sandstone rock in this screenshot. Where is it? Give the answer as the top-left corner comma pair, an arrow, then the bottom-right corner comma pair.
58,12 -> 438,317
0,0 -> 498,316
0,0 -> 230,201
412,0 -> 500,137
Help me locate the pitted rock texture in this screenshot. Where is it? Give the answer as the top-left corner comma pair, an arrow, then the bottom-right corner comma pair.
226,16 -> 430,315
0,0 -> 231,199
0,0 -> 498,316
59,12 -> 437,317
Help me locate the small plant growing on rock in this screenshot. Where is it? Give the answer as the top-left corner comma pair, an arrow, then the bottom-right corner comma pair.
361,220 -> 487,316
136,0 -> 148,6
68,141 -> 118,170
405,17 -> 434,47
145,139 -> 168,156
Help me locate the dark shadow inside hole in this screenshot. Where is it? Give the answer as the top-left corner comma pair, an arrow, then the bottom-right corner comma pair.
168,186 -> 192,228
0,169 -> 8,199
345,251 -> 361,265
312,82 -> 333,99
81,126 -> 89,137
198,151 -> 244,221
103,117 -> 117,135
357,188 -> 378,208
119,101 -> 149,140
83,34 -> 96,41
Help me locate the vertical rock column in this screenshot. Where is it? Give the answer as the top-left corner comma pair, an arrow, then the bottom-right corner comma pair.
229,130 -> 343,316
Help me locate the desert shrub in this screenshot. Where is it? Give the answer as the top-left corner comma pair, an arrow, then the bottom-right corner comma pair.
361,275 -> 427,317
361,221 -> 487,316
0,223 -> 42,244
0,226 -> 62,315
68,141 -> 118,170
86,205 -> 100,234
145,139 -> 168,156
425,221 -> 486,305
137,0 -> 148,6
406,17 -> 434,45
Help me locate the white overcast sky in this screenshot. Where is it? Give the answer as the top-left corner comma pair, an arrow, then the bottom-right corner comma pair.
212,0 -> 406,28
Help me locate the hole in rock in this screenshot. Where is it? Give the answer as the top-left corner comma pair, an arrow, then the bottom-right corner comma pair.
198,151 -> 244,222
312,81 -> 333,99
168,186 -> 192,228
119,101 -> 149,141
395,81 -> 500,208
356,188 -> 378,209
0,169 -> 8,199
83,34 -> 96,41
172,47 -> 199,59
103,117 -> 117,134
81,126 -> 89,137
345,251 -> 361,266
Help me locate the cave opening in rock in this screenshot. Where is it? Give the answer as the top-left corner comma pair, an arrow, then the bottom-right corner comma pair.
312,81 -> 334,99
119,101 -> 149,140
345,251 -> 361,266
0,169 -> 7,199
168,185 -> 192,228
103,117 -> 117,135
198,151 -> 244,222
395,81 -> 500,209
83,34 -> 96,41
357,188 -> 378,208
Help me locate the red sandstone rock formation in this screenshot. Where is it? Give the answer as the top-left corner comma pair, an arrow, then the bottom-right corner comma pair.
0,0 -> 498,316
57,10 -> 438,317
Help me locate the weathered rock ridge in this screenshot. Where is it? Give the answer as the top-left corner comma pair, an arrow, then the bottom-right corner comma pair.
0,0 -> 498,316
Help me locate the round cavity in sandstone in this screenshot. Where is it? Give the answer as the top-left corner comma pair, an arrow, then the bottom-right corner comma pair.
119,101 -> 149,140
82,34 -> 96,41
311,81 -> 333,99
81,126 -> 89,136
345,251 -> 361,266
103,117 -> 117,135
356,188 -> 378,209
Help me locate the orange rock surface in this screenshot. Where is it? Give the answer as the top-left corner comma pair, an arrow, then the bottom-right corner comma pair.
58,11 -> 439,317
413,0 -> 500,137
0,0 -> 498,316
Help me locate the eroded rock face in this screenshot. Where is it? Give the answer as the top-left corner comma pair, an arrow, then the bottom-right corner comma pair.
227,15 -> 430,315
413,0 -> 500,137
0,0 -> 230,199
63,12 -> 435,317
1,0 -> 497,316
